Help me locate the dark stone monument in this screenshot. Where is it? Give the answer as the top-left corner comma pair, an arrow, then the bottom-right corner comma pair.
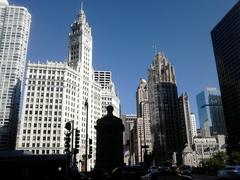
95,105 -> 125,173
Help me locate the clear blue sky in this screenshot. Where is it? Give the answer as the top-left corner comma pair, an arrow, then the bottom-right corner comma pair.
11,0 -> 237,127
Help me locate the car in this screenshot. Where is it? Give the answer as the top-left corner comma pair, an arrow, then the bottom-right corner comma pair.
178,165 -> 192,176
158,166 -> 171,173
218,165 -> 240,179
141,170 -> 192,180
149,166 -> 159,173
111,165 -> 148,180
68,171 -> 92,180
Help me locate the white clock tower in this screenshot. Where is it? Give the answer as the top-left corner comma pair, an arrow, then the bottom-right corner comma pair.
67,6 -> 101,171
68,7 -> 92,73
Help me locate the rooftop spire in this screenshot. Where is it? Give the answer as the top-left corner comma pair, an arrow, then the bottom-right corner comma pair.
80,1 -> 83,13
152,43 -> 157,55
77,1 -> 86,23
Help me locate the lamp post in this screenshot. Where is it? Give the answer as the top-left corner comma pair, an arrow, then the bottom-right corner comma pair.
84,99 -> 89,172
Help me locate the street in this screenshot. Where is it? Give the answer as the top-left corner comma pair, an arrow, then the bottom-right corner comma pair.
193,174 -> 218,180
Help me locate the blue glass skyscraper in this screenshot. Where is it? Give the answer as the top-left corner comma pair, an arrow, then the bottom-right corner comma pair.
196,88 -> 226,137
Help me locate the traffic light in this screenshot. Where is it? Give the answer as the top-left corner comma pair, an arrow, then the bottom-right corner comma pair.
89,138 -> 92,145
88,145 -> 93,159
64,132 -> 71,153
75,129 -> 80,149
74,149 -> 79,154
89,145 -> 93,155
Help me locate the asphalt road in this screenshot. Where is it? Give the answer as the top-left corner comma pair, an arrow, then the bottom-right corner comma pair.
193,174 -> 218,180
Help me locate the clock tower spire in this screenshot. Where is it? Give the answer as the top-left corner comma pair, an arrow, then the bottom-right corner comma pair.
67,4 -> 92,74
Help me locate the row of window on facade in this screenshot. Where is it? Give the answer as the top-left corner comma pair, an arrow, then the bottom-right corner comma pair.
23,122 -> 61,128
21,142 -> 60,148
29,75 -> 64,81
29,69 -> 64,75
28,86 -> 63,91
22,135 -> 61,141
26,98 -> 63,103
28,80 -> 64,86
25,110 -> 62,116
27,92 -> 63,97
31,149 -> 60,155
24,116 -> 61,122
22,129 -> 61,135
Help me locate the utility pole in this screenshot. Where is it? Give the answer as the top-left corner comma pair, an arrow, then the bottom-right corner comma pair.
84,99 -> 89,172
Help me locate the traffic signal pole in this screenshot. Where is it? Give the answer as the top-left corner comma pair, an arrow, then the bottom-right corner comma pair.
88,139 -> 93,158
64,122 -> 72,171
73,129 -> 80,168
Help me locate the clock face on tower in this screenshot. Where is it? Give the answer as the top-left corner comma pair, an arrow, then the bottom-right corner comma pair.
72,36 -> 78,44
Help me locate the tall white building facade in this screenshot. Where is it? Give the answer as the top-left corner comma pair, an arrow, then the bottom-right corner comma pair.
94,71 -> 120,117
190,113 -> 197,139
135,79 -> 152,163
16,8 -> 102,171
0,0 -> 31,149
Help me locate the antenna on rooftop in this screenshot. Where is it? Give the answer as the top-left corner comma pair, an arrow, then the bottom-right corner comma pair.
81,1 -> 83,11
152,43 -> 157,55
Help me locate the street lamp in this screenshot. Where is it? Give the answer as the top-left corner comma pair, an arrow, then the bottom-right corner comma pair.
84,99 -> 89,172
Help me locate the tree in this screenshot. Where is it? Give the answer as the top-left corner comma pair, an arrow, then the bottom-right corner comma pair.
203,151 -> 228,170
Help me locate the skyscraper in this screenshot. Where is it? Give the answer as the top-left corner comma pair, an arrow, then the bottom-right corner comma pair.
190,113 -> 197,139
0,0 -> 31,149
16,7 -> 102,171
135,78 -> 152,162
121,114 -> 136,165
94,71 -> 120,117
178,92 -> 193,146
211,1 -> 240,148
148,52 -> 182,165
196,88 -> 226,137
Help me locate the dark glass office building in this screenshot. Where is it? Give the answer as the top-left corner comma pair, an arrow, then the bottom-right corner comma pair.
148,52 -> 183,165
211,1 -> 240,147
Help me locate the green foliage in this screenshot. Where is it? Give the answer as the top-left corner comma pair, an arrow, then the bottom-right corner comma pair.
202,151 -> 240,169
202,151 -> 228,170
